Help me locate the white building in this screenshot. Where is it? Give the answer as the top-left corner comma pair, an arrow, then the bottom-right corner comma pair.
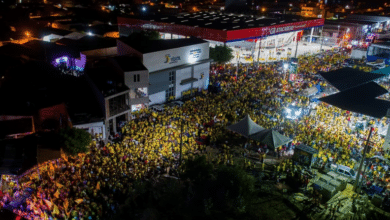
117,38 -> 212,105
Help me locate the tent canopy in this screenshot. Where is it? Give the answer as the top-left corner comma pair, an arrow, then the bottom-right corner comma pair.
372,66 -> 390,75
227,114 -> 266,138
319,82 -> 390,118
251,129 -> 292,150
320,67 -> 386,92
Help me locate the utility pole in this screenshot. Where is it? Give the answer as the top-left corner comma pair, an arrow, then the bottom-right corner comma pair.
353,127 -> 374,193
179,118 -> 183,166
294,32 -> 300,58
320,26 -> 324,52
257,38 -> 262,67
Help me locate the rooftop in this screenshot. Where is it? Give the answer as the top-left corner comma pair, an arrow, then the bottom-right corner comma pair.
85,66 -> 129,97
110,56 -> 148,72
86,24 -> 118,36
56,36 -> 117,51
118,37 -> 207,54
120,11 -> 313,31
0,40 -> 79,61
38,27 -> 73,38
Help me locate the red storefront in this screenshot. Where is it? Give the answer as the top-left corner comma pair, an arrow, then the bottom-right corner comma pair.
117,16 -> 324,43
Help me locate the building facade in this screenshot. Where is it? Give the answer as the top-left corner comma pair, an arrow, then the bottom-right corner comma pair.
117,38 -> 212,105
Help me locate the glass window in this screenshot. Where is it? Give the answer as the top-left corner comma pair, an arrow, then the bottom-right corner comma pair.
137,74 -> 140,82
349,170 -> 355,176
134,74 -> 137,82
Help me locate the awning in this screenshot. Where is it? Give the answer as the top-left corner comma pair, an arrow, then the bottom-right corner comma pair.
180,77 -> 198,85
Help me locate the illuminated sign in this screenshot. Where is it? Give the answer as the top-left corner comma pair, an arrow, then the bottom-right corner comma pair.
266,24 -> 307,35
55,56 -> 68,64
190,48 -> 202,59
164,54 -> 181,64
141,24 -> 162,30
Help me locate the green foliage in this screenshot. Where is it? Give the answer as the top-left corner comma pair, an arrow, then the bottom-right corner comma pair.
181,155 -> 215,185
209,45 -> 235,64
127,30 -> 160,43
115,155 -> 258,220
58,127 -> 92,156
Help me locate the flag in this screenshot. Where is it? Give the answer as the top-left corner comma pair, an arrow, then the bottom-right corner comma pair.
54,189 -> 60,198
43,199 -> 53,209
64,199 -> 69,211
96,182 -> 100,190
61,151 -> 68,162
75,198 -> 83,204
49,163 -> 55,172
52,204 -> 60,215
56,182 -> 63,188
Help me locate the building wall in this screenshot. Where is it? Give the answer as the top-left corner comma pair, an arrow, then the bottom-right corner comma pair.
117,40 -> 144,59
175,67 -> 192,98
82,47 -> 118,58
124,69 -> 149,89
149,91 -> 166,105
193,62 -> 210,90
142,42 -> 209,73
149,70 -> 171,95
73,121 -> 105,139
42,34 -> 64,42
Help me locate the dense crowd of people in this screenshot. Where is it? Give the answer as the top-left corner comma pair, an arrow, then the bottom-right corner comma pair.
1,48 -> 390,219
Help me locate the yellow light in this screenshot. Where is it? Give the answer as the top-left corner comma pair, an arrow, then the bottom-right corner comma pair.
262,8 -> 266,12
193,6 -> 197,11
25,31 -> 30,36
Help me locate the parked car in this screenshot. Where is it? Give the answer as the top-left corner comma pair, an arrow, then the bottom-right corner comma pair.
150,104 -> 165,112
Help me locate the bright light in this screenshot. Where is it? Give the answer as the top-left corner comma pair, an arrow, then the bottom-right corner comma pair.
87,32 -> 93,36
285,108 -> 292,114
142,6 -> 146,11
25,31 -> 30,36
283,63 -> 289,69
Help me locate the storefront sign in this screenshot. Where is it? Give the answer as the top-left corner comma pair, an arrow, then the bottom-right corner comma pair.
141,24 -> 162,30
190,48 -> 202,59
267,24 -> 307,35
164,54 -> 181,64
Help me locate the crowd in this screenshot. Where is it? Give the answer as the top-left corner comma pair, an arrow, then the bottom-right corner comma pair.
1,48 -> 390,219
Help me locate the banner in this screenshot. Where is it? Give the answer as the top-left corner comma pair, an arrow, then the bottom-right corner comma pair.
383,125 -> 390,151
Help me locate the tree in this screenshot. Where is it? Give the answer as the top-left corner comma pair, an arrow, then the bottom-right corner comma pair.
209,45 -> 234,64
127,30 -> 160,42
58,127 -> 92,156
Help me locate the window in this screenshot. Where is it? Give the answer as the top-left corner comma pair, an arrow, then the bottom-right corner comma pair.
166,87 -> 175,100
134,74 -> 140,82
169,71 -> 175,83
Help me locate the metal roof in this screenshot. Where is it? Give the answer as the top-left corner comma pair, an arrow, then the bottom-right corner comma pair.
118,37 -> 207,54
118,12 -> 324,42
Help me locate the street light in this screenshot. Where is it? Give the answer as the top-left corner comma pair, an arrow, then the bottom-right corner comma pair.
283,63 -> 289,80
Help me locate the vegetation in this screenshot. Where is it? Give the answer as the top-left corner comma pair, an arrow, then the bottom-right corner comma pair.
210,45 -> 235,64
58,127 -> 92,156
127,30 -> 160,42
114,155 -> 260,220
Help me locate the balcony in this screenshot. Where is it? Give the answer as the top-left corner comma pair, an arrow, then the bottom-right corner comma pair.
109,105 -> 130,117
